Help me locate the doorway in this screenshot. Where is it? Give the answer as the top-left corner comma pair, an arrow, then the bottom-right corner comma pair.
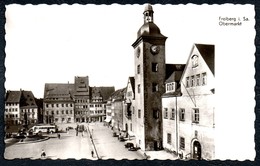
193,141 -> 202,160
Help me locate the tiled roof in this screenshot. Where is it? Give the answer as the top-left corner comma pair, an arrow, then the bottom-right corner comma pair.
195,44 -> 215,75
5,91 -> 21,103
90,86 -> 115,101
44,83 -> 74,99
20,91 -> 37,108
110,88 -> 126,101
165,64 -> 186,83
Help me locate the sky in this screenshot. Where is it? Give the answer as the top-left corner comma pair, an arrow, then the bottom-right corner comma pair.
4,4 -> 256,160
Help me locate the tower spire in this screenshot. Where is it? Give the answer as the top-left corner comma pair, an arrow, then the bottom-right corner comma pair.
143,4 -> 154,23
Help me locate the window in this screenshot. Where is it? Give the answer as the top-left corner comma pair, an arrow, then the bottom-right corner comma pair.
193,108 -> 199,123
138,109 -> 141,118
137,65 -> 140,74
138,84 -> 141,93
152,63 -> 158,72
66,110 -> 68,114
70,110 -> 73,114
62,110 -> 64,114
164,108 -> 168,119
56,111 -> 59,114
191,76 -> 195,87
46,104 -> 49,108
152,83 -> 159,92
186,77 -> 189,87
202,72 -> 207,85
171,109 -> 175,120
180,137 -> 185,149
180,108 -> 185,121
192,55 -> 198,68
153,109 -> 159,119
56,104 -> 59,107
167,133 -> 172,144
196,74 -> 200,86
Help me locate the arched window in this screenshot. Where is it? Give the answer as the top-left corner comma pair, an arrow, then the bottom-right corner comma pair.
192,55 -> 198,68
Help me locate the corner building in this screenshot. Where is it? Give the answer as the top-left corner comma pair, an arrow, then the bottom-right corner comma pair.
132,4 -> 167,151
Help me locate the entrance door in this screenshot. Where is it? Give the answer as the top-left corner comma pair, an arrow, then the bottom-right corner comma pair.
193,141 -> 202,160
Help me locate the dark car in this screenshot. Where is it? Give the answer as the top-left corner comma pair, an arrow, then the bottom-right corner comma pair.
124,142 -> 134,148
112,132 -> 118,137
128,146 -> 140,151
118,135 -> 126,142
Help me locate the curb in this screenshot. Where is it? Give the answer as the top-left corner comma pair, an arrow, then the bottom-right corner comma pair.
17,136 -> 50,144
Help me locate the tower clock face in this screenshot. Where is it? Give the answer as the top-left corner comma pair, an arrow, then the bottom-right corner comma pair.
150,45 -> 160,55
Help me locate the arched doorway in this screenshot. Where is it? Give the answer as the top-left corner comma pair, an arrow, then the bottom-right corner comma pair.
193,141 -> 202,160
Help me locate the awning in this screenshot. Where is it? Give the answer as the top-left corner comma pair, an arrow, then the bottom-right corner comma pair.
105,117 -> 112,123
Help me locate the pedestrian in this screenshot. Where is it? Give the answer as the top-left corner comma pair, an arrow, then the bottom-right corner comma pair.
41,149 -> 46,158
91,150 -> 94,157
57,133 -> 61,139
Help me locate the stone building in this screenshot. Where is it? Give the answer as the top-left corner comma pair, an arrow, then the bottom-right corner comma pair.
131,4 -> 167,151
5,90 -> 38,126
122,77 -> 135,137
109,88 -> 126,133
44,83 -> 75,124
162,44 -> 215,160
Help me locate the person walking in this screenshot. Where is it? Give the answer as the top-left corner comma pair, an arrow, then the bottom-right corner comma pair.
91,150 -> 94,158
41,149 -> 46,158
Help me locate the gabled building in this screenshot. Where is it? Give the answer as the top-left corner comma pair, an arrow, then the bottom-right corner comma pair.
43,83 -> 75,124
5,90 -> 38,126
89,86 -> 115,122
162,44 -> 215,160
122,77 -> 135,137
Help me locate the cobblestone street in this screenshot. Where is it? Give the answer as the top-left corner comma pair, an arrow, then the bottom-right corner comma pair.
4,122 -> 144,160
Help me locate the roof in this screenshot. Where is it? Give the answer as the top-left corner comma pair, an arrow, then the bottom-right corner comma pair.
165,64 -> 186,83
90,86 -> 115,101
5,91 -> 21,103
110,88 -> 126,101
162,87 -> 182,98
129,77 -> 135,94
20,91 -> 37,108
195,44 -> 215,75
44,83 -> 74,99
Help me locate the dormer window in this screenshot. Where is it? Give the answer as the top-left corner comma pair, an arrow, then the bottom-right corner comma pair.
166,82 -> 176,92
192,55 -> 198,68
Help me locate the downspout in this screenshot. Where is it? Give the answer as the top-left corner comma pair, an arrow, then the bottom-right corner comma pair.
176,96 -> 178,157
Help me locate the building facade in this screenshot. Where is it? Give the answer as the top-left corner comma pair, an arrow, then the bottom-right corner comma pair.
162,44 -> 215,160
122,77 -> 135,137
109,88 -> 126,133
43,76 -> 115,124
5,90 -> 38,126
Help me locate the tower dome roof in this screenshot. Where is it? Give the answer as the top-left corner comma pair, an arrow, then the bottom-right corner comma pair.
137,22 -> 165,38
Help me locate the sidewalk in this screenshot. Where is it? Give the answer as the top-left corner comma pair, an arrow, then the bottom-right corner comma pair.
137,148 -> 178,160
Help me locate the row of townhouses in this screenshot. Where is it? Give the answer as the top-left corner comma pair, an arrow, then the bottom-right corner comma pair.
43,76 -> 115,124
4,4 -> 215,160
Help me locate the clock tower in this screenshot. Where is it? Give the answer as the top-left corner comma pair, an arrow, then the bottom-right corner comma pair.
132,4 -> 167,151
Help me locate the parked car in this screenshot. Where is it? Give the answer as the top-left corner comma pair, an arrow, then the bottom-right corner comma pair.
124,142 -> 134,148
128,146 -> 140,151
112,132 -> 118,137
118,135 -> 126,141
